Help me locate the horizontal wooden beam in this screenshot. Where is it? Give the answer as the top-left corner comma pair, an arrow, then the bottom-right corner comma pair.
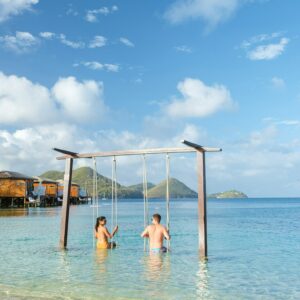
56,147 -> 197,160
54,141 -> 221,160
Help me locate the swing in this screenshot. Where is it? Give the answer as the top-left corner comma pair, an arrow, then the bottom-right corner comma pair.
142,154 -> 171,252
110,156 -> 118,248
92,156 -> 118,249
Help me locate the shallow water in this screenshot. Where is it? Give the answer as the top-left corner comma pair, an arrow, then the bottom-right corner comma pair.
0,198 -> 300,299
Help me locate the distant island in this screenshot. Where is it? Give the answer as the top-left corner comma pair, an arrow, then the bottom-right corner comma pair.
208,190 -> 248,199
40,167 -> 197,199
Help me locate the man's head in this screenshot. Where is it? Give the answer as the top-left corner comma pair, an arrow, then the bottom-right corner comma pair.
152,213 -> 161,224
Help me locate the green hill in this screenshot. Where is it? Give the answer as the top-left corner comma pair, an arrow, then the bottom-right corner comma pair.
147,178 -> 197,199
127,182 -> 155,192
40,170 -> 64,181
208,190 -> 248,199
40,167 -> 197,199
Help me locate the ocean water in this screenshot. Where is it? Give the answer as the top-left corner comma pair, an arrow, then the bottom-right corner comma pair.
0,198 -> 300,299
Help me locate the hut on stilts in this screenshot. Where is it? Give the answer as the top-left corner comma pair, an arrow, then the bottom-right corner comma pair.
0,171 -> 34,208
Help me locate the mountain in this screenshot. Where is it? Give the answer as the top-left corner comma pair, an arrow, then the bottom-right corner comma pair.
40,170 -> 64,181
127,182 -> 155,192
39,167 -> 197,199
147,178 -> 197,198
208,190 -> 248,199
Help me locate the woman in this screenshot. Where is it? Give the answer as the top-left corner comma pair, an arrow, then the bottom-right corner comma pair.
95,216 -> 118,249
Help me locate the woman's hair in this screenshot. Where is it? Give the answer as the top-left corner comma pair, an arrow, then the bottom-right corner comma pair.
95,216 -> 106,231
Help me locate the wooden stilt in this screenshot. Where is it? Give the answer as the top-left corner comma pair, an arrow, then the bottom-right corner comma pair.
197,151 -> 207,258
59,158 -> 73,249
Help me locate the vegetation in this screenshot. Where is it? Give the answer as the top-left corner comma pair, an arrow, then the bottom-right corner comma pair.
208,190 -> 248,199
147,178 -> 197,198
40,167 -> 197,199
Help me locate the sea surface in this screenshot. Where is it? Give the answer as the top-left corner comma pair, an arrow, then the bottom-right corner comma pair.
0,198 -> 299,299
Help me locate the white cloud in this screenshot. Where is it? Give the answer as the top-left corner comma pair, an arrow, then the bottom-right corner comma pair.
0,31 -> 39,53
247,37 -> 289,60
241,33 -> 289,61
0,0 -> 38,23
89,35 -> 107,48
59,34 -> 85,49
85,6 -> 118,23
74,61 -> 119,72
52,77 -> 107,122
164,0 -> 240,30
120,37 -> 135,47
0,72 -> 107,125
39,32 -> 55,39
165,78 -> 234,118
104,64 -> 119,72
271,77 -> 285,89
174,45 -> 192,53
247,125 -> 277,147
276,120 -> 300,126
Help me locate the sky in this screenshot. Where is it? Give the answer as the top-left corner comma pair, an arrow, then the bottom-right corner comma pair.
0,0 -> 300,197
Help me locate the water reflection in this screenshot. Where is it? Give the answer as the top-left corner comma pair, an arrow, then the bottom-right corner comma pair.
0,209 -> 29,217
196,258 -> 210,298
95,249 -> 109,273
57,250 -> 71,285
143,253 -> 170,283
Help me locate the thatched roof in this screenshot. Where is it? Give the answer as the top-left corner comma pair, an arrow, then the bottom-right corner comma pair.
0,171 -> 34,180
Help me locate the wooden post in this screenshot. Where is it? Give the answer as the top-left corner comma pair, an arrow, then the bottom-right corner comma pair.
59,157 -> 73,249
197,151 -> 207,258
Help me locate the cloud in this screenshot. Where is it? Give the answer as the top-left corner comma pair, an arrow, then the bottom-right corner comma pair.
241,33 -> 289,61
277,120 -> 300,126
0,31 -> 39,53
59,34 -> 85,49
164,0 -> 240,30
89,35 -> 107,48
271,77 -> 285,89
85,5 -> 118,23
39,32 -> 55,39
0,72 -> 107,125
39,32 -> 106,49
74,61 -> 119,72
120,37 -> 135,47
0,0 -> 38,23
174,45 -> 192,53
248,37 -> 289,60
164,78 -> 235,118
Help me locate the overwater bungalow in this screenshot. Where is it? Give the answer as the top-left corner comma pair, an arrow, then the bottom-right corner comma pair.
0,171 -> 34,208
57,181 -> 80,204
33,177 -> 58,206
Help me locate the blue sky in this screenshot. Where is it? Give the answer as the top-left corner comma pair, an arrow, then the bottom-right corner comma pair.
1,0 -> 300,197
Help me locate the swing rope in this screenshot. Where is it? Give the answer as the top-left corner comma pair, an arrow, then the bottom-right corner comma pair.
92,156 -> 99,248
142,155 -> 149,251
166,154 -> 170,251
111,156 -> 118,247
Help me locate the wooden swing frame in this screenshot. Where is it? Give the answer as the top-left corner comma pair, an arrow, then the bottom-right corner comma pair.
54,140 -> 221,258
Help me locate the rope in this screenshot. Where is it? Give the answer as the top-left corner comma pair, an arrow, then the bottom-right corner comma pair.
93,157 -> 99,217
142,155 -> 149,251
166,154 -> 170,251
92,157 -> 96,248
111,156 -> 118,248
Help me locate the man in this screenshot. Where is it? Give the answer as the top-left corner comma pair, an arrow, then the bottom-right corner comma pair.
141,213 -> 170,253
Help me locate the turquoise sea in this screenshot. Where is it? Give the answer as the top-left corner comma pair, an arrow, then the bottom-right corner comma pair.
0,198 -> 300,299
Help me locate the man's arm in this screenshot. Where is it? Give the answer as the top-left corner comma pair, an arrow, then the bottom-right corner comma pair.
141,226 -> 149,238
163,227 -> 170,240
